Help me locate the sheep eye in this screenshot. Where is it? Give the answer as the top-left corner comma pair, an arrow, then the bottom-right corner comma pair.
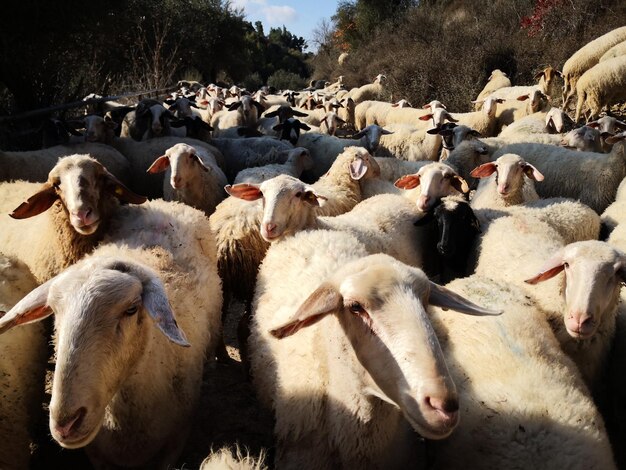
295,191 -> 302,198
349,302 -> 365,314
125,306 -> 138,316
563,262 -> 569,269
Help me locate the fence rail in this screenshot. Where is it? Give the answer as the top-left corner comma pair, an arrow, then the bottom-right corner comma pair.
0,85 -> 178,123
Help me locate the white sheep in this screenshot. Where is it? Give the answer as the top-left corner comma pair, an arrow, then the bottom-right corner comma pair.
394,162 -> 470,212
451,96 -> 504,137
363,99 -> 445,129
200,446 -> 267,470
0,254 -> 48,470
249,228 -> 497,468
319,110 -> 346,136
601,176 -> 626,234
233,147 -> 313,184
121,99 -> 175,140
146,143 -> 227,215
428,273 -> 616,469
560,125 -> 602,152
494,89 -> 551,132
470,153 -> 544,209
211,147 -> 379,310
296,124 -> 390,181
562,26 -> 626,107
473,69 -> 511,107
0,155 -> 147,283
347,74 -> 388,104
492,135 -> 626,213
574,55 -> 626,122
211,95 -> 265,136
0,199 -> 222,468
599,39 -> 626,62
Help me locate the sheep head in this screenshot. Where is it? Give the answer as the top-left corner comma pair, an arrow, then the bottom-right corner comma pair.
10,155 -> 146,235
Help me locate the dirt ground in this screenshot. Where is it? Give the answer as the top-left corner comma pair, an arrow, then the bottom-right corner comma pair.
30,300 -> 274,469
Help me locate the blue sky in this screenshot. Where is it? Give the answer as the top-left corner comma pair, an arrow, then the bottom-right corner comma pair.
230,0 -> 339,51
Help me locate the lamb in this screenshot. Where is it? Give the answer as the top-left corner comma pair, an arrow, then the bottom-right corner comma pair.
233,147 -> 313,184
0,254 -> 48,470
469,153 -> 544,210
0,142 -> 131,185
492,134 -> 626,213
427,274 -> 615,469
146,143 -> 227,215
249,228 -> 497,469
574,55 -> 626,122
473,69 -> 511,106
0,199 -> 222,468
0,155 -> 146,283
209,137 -> 294,183
120,99 -> 175,141
562,26 -> 626,107
297,124 -> 391,181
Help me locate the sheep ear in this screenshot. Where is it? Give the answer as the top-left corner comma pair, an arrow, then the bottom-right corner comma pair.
419,113 -> 433,121
299,188 -> 327,207
606,134 -> 626,145
253,101 -> 265,114
395,174 -> 420,190
0,278 -> 54,334
451,176 -> 470,193
470,162 -> 497,178
9,183 -> 58,219
228,102 -> 242,111
272,123 -> 284,131
147,155 -> 170,174
391,103 -> 399,107
522,163 -> 544,181
299,122 -> 311,130
616,121 -> 626,131
349,158 -> 368,180
517,94 -> 530,101
381,128 -> 393,135
524,251 -> 565,284
142,278 -> 190,347
352,130 -> 366,139
443,112 -> 458,123
270,284 -> 342,339
533,71 -> 545,80
225,183 -> 263,201
292,109 -> 308,117
103,171 -> 148,205
428,282 -> 501,316
193,154 -> 210,172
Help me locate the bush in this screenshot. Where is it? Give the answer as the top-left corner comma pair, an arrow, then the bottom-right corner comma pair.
242,72 -> 264,91
267,70 -> 307,90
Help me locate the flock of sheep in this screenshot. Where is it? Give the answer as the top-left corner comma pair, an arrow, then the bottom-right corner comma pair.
2,24 -> 626,470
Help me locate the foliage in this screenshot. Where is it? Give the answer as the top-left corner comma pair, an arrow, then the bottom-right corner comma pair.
267,70 -> 307,90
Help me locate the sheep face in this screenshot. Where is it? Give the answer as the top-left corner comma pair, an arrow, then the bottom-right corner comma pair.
148,143 -> 210,190
270,254 -> 499,439
226,174 -> 326,242
560,126 -> 601,152
432,197 -> 481,258
0,257 -> 189,449
471,154 -> 544,200
395,163 -> 469,212
525,241 -> 626,339
10,155 -> 146,235
82,115 -> 116,143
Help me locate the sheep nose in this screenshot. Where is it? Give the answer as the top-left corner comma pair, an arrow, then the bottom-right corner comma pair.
426,396 -> 459,421
265,222 -> 277,236
171,176 -> 182,189
417,195 -> 431,211
498,184 -> 509,195
73,209 -> 93,225
566,311 -> 594,337
53,407 -> 86,440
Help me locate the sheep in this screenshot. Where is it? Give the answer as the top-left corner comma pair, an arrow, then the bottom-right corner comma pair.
599,39 -> 626,62
200,447 -> 267,470
427,274 -> 616,469
0,155 -> 146,283
0,142 -> 131,185
271,118 -> 312,145
574,55 -> 626,122
438,124 -> 482,160
297,124 -> 391,181
394,162 -> 470,212
601,176 -> 626,234
545,107 -> 576,133
475,213 -> 624,388
469,153 -> 544,210
374,156 -> 430,183
359,99 -> 445,129
494,89 -> 551,132
492,134 -> 626,213
473,69 -> 511,107
120,99 -> 176,141
319,111 -> 346,136
146,143 -> 227,215
0,254 -> 48,470
233,147 -> 313,184
562,26 -> 626,108
0,199 -> 222,468
347,74 -> 388,104
440,139 -> 492,191
249,228 -> 498,469
212,147 -> 380,314
208,137 -> 294,183
588,115 -> 626,134
451,96 -> 504,137
212,95 -> 265,136
560,125 -> 602,152
164,96 -> 198,118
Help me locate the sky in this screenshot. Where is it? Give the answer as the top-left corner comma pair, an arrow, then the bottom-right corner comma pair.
229,0 -> 339,51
